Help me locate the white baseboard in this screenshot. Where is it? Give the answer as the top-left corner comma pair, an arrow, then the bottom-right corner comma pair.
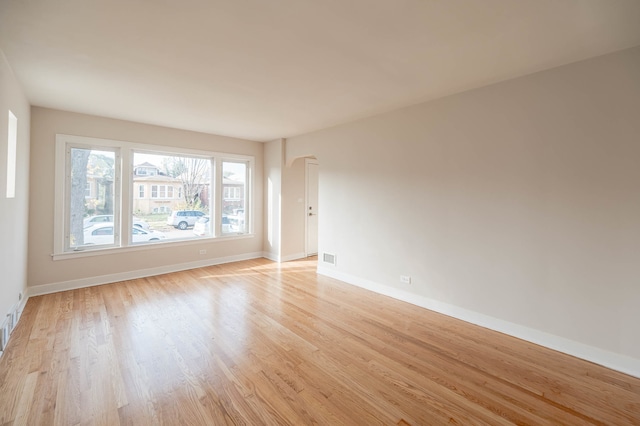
262,251 -> 279,262
281,252 -> 307,262
29,252 -> 264,297
317,266 -> 640,379
261,251 -> 307,263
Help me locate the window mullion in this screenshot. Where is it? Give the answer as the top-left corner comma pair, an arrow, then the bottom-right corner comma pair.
54,134 -> 252,257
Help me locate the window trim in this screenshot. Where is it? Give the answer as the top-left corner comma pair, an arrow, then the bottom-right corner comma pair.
220,159 -> 251,235
6,110 -> 17,198
57,140 -> 122,253
53,134 -> 254,259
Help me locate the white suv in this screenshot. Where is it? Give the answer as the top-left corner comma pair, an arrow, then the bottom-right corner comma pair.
167,210 -> 205,230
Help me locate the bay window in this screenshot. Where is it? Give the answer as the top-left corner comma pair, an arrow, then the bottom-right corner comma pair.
54,134 -> 253,258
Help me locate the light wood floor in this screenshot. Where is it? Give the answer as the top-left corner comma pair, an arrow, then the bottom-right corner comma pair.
1,258 -> 639,425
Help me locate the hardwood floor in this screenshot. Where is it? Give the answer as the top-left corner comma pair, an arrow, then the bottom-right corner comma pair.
1,257 -> 639,425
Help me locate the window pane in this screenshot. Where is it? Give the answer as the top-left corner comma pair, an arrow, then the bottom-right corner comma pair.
56,135 -> 254,256
222,161 -> 246,234
132,152 -> 211,242
70,148 -> 115,248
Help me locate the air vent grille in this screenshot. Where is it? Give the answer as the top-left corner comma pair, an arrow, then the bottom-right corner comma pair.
322,252 -> 336,265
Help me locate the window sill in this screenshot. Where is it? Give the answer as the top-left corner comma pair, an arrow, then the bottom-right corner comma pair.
51,233 -> 255,261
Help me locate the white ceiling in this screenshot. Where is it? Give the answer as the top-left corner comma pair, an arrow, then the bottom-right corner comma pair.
2,1 -> 640,142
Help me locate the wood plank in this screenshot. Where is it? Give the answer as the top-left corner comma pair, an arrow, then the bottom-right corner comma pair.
0,257 -> 638,425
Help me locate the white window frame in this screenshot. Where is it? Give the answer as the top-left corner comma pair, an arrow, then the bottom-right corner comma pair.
219,159 -> 251,235
54,135 -> 254,260
6,111 -> 17,198
54,136 -> 122,254
150,184 -> 174,199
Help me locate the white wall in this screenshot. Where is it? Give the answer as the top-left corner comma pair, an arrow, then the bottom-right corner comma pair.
263,139 -> 283,260
263,140 -> 306,262
281,157 -> 306,260
0,50 -> 30,325
28,107 -> 264,291
286,46 -> 640,373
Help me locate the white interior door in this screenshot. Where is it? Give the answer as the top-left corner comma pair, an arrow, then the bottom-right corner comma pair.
305,159 -> 319,256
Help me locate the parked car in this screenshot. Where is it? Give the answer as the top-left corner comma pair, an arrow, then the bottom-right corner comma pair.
227,213 -> 245,233
167,210 -> 205,230
193,216 -> 210,236
222,215 -> 234,233
83,223 -> 166,245
193,215 -> 234,236
84,215 -> 150,230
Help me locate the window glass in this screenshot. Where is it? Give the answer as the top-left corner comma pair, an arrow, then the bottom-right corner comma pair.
132,152 -> 211,242
69,147 -> 117,249
93,226 -> 113,236
222,161 -> 247,234
55,135 -> 251,256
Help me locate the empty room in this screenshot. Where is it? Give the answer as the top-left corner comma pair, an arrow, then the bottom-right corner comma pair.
1,1 -> 640,424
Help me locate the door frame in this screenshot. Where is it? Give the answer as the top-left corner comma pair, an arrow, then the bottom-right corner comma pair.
305,158 -> 319,257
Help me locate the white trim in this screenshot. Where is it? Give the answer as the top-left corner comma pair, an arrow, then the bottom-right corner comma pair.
305,158 -> 319,257
282,252 -> 307,262
6,110 -> 17,198
30,252 -> 264,296
54,134 -> 255,256
52,233 -> 256,261
262,251 -> 279,262
317,266 -> 640,379
262,251 -> 307,263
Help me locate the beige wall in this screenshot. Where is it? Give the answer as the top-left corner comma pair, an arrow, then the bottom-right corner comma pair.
263,139 -> 307,261
0,50 -> 30,321
286,46 -> 640,362
28,107 -> 263,288
280,157 -> 306,259
263,139 -> 282,260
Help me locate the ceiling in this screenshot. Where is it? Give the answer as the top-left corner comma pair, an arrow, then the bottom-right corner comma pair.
2,1 -> 640,142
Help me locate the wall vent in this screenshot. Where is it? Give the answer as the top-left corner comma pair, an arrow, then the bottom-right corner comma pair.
322,252 -> 337,266
10,311 -> 18,332
0,324 -> 8,352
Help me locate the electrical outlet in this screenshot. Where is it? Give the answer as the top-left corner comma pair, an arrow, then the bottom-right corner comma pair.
400,275 -> 411,284
199,249 -> 207,255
